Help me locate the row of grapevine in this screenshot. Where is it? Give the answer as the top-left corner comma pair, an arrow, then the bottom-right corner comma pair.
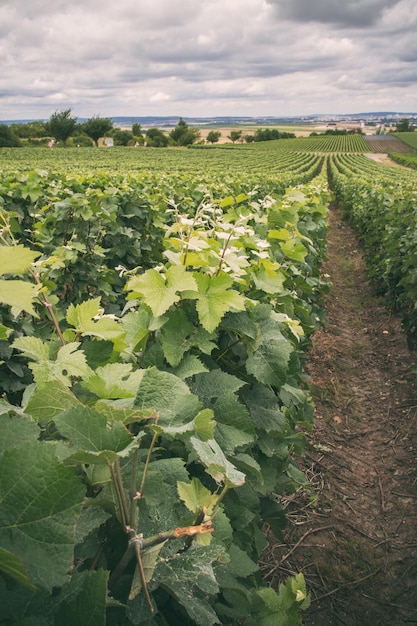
328,153 -> 417,346
389,152 -> 417,170
393,132 -> 417,151
0,146 -> 330,625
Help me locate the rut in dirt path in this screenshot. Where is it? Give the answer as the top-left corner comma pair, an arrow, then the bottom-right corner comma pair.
261,203 -> 417,626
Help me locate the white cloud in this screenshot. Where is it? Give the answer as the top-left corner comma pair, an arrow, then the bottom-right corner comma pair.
0,0 -> 415,120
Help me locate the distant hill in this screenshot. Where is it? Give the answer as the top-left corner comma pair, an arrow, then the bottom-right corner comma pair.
1,113 -> 416,127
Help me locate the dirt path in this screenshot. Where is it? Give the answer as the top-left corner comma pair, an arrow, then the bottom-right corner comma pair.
261,204 -> 417,625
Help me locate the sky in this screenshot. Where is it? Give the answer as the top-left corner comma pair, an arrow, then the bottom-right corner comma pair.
1,0 -> 416,121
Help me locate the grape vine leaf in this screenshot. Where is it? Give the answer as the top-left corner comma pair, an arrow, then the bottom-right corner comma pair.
0,279 -> 39,316
0,245 -> 40,275
127,265 -> 197,317
66,297 -> 125,342
0,413 -> 39,456
161,308 -> 216,367
194,273 -> 246,333
0,547 -> 37,591
177,477 -> 214,514
0,442 -> 85,591
54,406 -> 135,465
24,379 -> 81,421
246,331 -> 292,387
54,569 -> 109,626
190,437 -> 245,487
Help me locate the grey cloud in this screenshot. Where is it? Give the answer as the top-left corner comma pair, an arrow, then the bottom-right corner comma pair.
267,0 -> 400,27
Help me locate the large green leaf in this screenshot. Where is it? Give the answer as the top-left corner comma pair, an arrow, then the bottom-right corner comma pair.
161,308 -> 216,367
190,437 -> 245,487
0,547 -> 37,591
54,569 -> 109,626
54,406 -> 134,465
0,442 -> 85,591
24,379 -> 81,421
0,245 -> 40,275
0,279 -> 39,316
127,265 -> 197,317
83,363 -> 144,399
0,413 -> 39,457
194,273 -> 245,332
66,297 -> 125,341
246,331 -> 292,387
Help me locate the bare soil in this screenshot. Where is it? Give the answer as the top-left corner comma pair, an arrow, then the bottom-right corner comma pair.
261,203 -> 417,625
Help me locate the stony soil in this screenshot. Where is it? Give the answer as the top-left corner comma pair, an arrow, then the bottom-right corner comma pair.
261,203 -> 417,625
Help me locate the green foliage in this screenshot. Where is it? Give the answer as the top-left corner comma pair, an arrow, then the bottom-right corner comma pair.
170,118 -> 201,146
47,108 -> 77,147
82,116 -> 114,146
228,130 -> 242,143
253,128 -> 296,142
0,146 -> 331,624
0,125 -> 21,148
206,130 -> 221,144
329,152 -> 417,346
396,118 -> 413,132
145,127 -> 169,147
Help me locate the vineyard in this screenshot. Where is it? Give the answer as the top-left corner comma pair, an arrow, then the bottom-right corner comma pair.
1,135 -> 417,625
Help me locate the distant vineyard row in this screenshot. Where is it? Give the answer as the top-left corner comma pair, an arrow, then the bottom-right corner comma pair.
329,152 -> 417,345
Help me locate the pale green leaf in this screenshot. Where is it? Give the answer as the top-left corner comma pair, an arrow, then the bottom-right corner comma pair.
127,265 -> 197,317
83,363 -> 145,399
66,297 -> 124,342
0,279 -> 38,315
190,436 -> 245,487
195,272 -> 245,332
66,297 -> 101,328
177,477 -> 214,514
0,245 -> 40,275
253,268 -> 286,294
24,380 -> 81,421
13,336 -> 50,362
194,408 -> 216,440
54,342 -> 93,382
280,240 -> 307,262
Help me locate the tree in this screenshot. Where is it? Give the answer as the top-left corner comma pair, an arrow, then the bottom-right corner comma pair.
206,130 -> 221,144
396,118 -> 412,132
47,108 -> 77,147
227,130 -> 242,143
169,118 -> 201,146
132,123 -> 143,137
111,129 -> 134,146
0,125 -> 21,147
145,128 -> 169,147
82,116 -> 113,146
10,121 -> 49,139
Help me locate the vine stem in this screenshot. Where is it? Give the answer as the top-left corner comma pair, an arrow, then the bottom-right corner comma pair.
109,461 -> 129,530
29,270 -> 67,346
139,426 -> 159,498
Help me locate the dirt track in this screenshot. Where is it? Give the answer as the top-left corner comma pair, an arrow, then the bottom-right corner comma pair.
262,203 -> 417,625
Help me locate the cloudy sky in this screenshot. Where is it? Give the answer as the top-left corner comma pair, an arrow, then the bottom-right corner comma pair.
1,0 -> 416,120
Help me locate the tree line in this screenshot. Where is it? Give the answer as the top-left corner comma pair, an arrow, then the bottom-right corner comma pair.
0,110 -> 202,148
